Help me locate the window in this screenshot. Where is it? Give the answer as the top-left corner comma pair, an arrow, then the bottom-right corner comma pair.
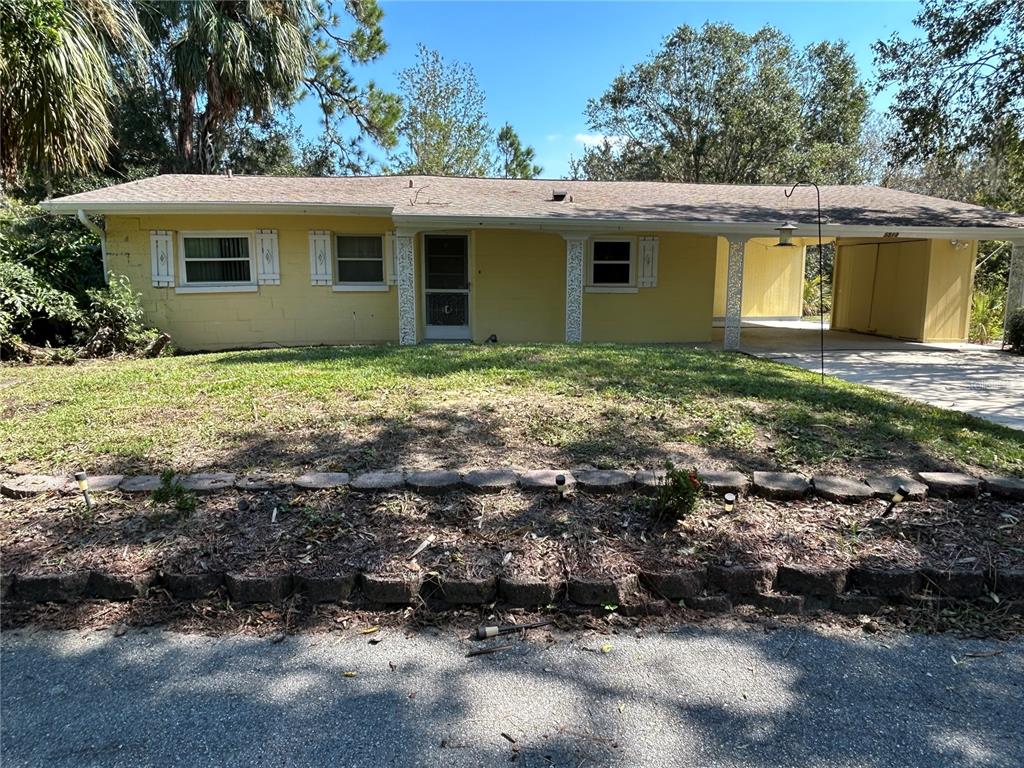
182,235 -> 253,284
591,239 -> 633,286
336,235 -> 385,284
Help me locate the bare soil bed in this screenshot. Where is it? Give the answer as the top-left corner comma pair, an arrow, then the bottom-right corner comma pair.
3,487 -> 1021,583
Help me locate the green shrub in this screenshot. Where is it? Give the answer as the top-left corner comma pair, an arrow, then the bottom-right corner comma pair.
84,274 -> 154,354
0,258 -> 84,347
650,462 -> 702,521
1007,307 -> 1024,354
803,274 -> 832,317
969,284 -> 1005,344
151,470 -> 197,515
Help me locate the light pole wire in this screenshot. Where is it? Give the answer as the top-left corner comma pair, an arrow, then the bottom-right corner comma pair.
785,182 -> 825,384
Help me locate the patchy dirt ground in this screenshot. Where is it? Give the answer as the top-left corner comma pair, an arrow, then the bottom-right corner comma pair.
3,488 -> 1022,583
4,590 -> 1023,641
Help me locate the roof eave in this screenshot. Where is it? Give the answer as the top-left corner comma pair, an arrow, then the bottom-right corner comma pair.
392,213 -> 1024,241
40,200 -> 1024,240
39,200 -> 396,217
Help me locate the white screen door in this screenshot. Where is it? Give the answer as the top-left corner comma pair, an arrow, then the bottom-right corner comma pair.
423,235 -> 470,340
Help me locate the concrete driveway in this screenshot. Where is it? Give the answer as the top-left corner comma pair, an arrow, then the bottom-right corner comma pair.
725,321 -> 1024,431
2,625 -> 1022,768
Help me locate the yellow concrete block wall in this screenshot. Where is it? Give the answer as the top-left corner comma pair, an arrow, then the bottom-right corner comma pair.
831,238 -> 976,342
472,230 -> 565,343
924,239 -> 977,342
582,232 -> 716,343
713,237 -> 808,319
104,214 -> 400,350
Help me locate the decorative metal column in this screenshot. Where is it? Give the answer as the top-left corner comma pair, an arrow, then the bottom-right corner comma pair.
723,236 -> 747,351
395,233 -> 417,345
564,236 -> 585,343
1006,241 -> 1024,337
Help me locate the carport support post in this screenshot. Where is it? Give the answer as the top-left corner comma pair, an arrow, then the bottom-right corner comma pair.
1006,241 -> 1024,338
563,235 -> 586,343
724,236 -> 747,351
395,231 -> 417,345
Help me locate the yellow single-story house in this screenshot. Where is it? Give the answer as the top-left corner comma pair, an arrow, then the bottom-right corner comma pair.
42,175 -> 1024,351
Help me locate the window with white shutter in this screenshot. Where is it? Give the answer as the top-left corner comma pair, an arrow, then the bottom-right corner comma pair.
309,230 -> 332,285
255,229 -> 280,285
150,230 -> 174,287
638,237 -> 658,288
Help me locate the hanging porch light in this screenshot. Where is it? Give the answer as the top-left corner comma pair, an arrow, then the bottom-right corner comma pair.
774,222 -> 798,247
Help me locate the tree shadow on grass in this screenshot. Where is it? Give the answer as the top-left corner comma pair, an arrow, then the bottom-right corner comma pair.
2,622 -> 1021,767
204,343 -> 1024,475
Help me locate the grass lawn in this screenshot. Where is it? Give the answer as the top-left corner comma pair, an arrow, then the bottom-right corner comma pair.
1,344 -> 1022,477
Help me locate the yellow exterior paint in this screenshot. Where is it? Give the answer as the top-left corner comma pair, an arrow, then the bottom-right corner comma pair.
831,238 -> 977,342
713,237 -> 810,319
923,239 -> 977,342
102,212 -> 976,349
583,233 -> 717,343
105,214 -> 399,350
471,230 -> 565,343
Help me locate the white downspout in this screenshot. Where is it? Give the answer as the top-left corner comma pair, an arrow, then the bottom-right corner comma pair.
77,209 -> 108,285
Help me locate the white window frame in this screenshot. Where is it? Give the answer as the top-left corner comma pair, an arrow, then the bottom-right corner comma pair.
176,231 -> 258,293
333,233 -> 389,292
587,236 -> 638,293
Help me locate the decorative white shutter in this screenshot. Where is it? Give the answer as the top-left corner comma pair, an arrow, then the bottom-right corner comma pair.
255,229 -> 280,285
309,230 -> 332,285
386,232 -> 397,284
150,230 -> 174,287
638,237 -> 659,288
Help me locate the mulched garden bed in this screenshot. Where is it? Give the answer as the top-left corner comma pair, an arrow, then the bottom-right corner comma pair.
3,486 -> 1021,583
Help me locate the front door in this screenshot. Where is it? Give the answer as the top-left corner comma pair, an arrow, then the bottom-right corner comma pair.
423,234 -> 470,340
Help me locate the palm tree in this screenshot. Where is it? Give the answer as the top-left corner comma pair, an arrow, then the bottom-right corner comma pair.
166,0 -> 313,171
0,0 -> 149,189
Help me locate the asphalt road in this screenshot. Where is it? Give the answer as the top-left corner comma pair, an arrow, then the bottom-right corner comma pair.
2,623 -> 1022,767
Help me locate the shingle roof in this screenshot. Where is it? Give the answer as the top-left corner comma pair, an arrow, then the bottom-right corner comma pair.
44,174 -> 1024,231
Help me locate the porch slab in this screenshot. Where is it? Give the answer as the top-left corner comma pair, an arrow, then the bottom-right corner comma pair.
729,322 -> 1024,431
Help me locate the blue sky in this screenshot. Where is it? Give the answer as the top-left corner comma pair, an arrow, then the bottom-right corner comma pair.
295,1 -> 921,177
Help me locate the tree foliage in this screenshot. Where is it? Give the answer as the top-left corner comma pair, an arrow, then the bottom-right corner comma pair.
496,124 -> 542,179
0,0 -> 149,186
572,23 -> 868,184
391,45 -> 494,176
152,0 -> 400,173
874,0 -> 1023,166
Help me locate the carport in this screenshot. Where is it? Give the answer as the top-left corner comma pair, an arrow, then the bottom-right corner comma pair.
831,238 -> 976,342
716,189 -> 1024,352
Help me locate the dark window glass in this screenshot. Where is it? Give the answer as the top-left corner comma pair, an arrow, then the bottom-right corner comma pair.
337,236 -> 383,261
425,235 -> 467,258
592,240 -> 631,284
593,240 -> 631,262
426,254 -> 467,289
593,262 -> 631,284
338,260 -> 384,283
183,237 -> 251,283
336,235 -> 384,283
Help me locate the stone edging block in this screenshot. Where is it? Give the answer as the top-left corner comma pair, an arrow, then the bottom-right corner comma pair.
751,472 -> 809,500
1,475 -> 66,498
811,476 -> 873,504
7,562 -> 1022,618
917,472 -> 981,499
462,468 -> 519,493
